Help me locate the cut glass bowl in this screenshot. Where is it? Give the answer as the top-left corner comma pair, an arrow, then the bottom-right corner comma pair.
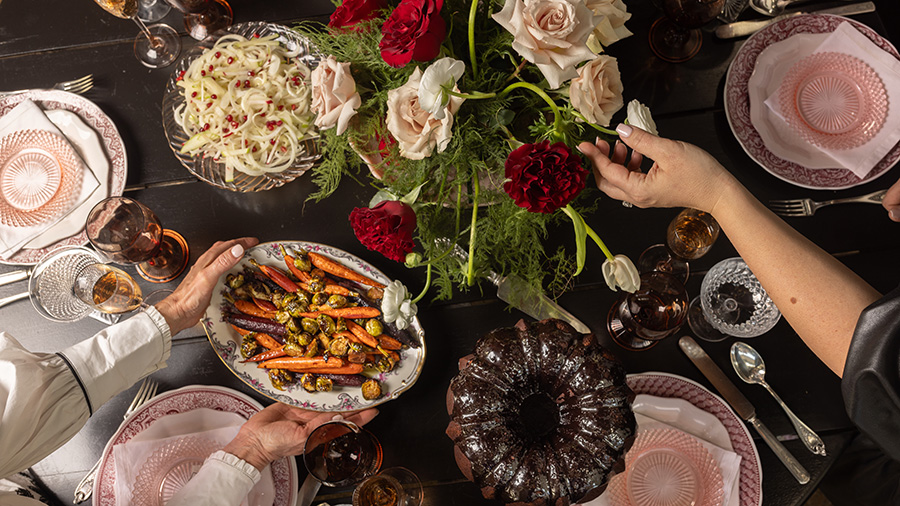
131,436 -> 220,506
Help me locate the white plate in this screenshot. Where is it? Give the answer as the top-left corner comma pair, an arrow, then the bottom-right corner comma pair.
632,394 -> 733,451
0,90 -> 127,264
627,373 -> 762,506
94,384 -> 297,506
203,241 -> 426,412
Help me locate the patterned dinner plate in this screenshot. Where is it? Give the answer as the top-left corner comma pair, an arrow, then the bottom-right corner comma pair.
627,372 -> 763,506
724,14 -> 900,190
93,384 -> 297,506
203,241 -> 426,412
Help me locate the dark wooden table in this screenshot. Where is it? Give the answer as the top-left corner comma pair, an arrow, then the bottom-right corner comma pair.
1,0 -> 898,504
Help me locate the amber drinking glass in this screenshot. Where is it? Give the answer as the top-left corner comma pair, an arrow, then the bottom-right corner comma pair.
648,0 -> 725,63
638,208 -> 720,284
73,263 -> 144,314
607,271 -> 689,351
353,467 -> 423,506
85,196 -> 189,283
92,0 -> 181,68
164,0 -> 233,40
303,420 -> 383,488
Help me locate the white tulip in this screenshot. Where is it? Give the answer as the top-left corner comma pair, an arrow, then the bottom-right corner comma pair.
418,58 -> 466,120
626,99 -> 658,136
381,280 -> 418,329
602,254 -> 640,292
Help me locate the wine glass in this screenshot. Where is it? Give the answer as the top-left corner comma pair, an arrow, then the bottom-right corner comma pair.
303,420 -> 383,488
687,257 -> 781,342
607,271 -> 689,351
353,467 -> 423,506
648,0 -> 726,63
138,0 -> 172,22
85,196 -> 190,284
92,0 -> 181,68
638,208 -> 720,284
164,0 -> 233,40
73,263 -> 144,313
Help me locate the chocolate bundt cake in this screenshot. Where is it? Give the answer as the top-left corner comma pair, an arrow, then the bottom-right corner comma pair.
446,319 -> 635,505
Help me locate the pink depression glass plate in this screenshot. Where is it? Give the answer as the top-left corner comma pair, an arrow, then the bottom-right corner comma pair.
131,436 -> 221,506
627,373 -> 762,506
778,52 -> 887,150
0,129 -> 83,227
724,14 -> 900,189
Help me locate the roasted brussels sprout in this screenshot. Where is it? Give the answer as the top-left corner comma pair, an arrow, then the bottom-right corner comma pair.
311,292 -> 329,307
248,282 -> 272,301
305,340 -> 319,357
376,354 -> 396,373
348,350 -> 367,364
316,377 -> 334,392
296,332 -> 313,346
307,277 -> 326,293
328,337 -> 351,356
311,268 -> 327,279
285,299 -> 308,318
366,286 -> 384,301
327,295 -> 348,308
361,379 -> 382,400
316,315 -> 336,335
227,273 -> 245,290
335,317 -> 348,332
317,332 -> 332,350
365,319 -> 383,337
268,368 -> 294,390
300,373 -> 317,392
294,291 -> 310,305
300,317 -> 319,334
285,317 -> 300,333
284,341 -> 305,357
293,254 -> 312,272
275,311 -> 292,324
240,335 -> 260,359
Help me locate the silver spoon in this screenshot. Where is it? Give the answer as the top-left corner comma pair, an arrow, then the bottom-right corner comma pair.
730,342 -> 826,456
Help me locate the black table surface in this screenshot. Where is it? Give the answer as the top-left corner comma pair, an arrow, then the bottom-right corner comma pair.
1,0 -> 899,504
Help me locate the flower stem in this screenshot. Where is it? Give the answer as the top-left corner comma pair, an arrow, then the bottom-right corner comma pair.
468,0 -> 478,76
499,81 -> 562,138
466,170 -> 480,286
503,59 -> 528,84
572,110 -> 619,136
446,89 -> 496,99
585,222 -> 615,262
411,264 -> 432,304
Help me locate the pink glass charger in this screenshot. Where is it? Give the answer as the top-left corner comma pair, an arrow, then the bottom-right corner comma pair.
724,14 -> 900,190
0,129 -> 83,227
778,52 -> 887,150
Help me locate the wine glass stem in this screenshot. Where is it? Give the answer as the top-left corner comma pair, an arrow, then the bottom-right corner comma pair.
132,16 -> 163,48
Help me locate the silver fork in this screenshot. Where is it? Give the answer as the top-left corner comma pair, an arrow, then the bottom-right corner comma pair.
0,74 -> 93,98
768,189 -> 887,217
73,378 -> 160,504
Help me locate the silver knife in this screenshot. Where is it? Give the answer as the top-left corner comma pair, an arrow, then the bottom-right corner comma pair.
679,336 -> 811,484
440,239 -> 591,334
716,1 -> 876,39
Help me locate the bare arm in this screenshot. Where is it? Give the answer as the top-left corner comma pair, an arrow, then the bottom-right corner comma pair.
579,125 -> 882,376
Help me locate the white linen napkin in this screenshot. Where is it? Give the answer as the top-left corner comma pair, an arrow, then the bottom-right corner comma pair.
0,100 -> 101,258
112,408 -> 275,506
764,21 -> 900,178
581,394 -> 743,506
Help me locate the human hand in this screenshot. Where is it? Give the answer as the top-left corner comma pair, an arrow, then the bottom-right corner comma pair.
223,403 -> 379,470
577,125 -> 741,214
883,177 -> 900,222
154,237 -> 259,335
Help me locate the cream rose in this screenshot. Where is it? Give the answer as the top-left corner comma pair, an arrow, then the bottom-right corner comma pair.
626,99 -> 658,135
585,0 -> 632,53
311,56 -> 361,135
492,0 -> 597,89
386,67 -> 464,160
569,55 -> 623,126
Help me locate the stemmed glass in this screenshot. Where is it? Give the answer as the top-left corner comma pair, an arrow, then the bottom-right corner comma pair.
607,271 -> 689,351
164,0 -> 233,40
639,208 -> 720,284
138,0 -> 172,22
73,263 -> 144,313
92,0 -> 181,68
85,196 -> 189,284
687,257 -> 782,342
353,467 -> 423,506
303,420 -> 383,487
648,0 -> 726,63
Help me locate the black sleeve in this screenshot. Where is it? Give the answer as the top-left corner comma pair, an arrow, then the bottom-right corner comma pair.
842,285 -> 900,462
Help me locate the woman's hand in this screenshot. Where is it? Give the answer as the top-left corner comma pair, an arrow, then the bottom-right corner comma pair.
154,237 -> 259,335
223,403 -> 379,470
577,124 -> 740,214
883,177 -> 900,222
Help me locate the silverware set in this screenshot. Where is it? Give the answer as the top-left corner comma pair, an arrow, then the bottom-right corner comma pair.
769,188 -> 887,217
0,74 -> 94,98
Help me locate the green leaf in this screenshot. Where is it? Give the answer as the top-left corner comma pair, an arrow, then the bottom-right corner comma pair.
369,190 -> 397,208
399,182 -> 428,206
562,206 -> 587,276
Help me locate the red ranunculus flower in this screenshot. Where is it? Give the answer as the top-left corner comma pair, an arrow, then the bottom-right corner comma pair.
379,0 -> 446,68
329,0 -> 387,30
503,141 -> 588,213
350,200 -> 417,262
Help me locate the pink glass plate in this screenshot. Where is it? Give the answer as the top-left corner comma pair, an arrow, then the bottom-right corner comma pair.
131,436 -> 221,506
778,52 -> 887,150
724,14 -> 900,189
0,129 -> 83,227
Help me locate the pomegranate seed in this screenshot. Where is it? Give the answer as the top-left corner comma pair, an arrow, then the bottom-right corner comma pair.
266,100 -> 273,104
208,65 -> 214,72
206,102 -> 213,108
235,81 -> 241,88
267,124 -> 274,131
243,115 -> 248,121
277,105 -> 284,110
277,120 -> 283,126
270,139 -> 276,145
202,123 -> 210,130
291,104 -> 297,110
223,128 -> 229,133
223,132 -> 233,138
243,80 -> 250,88
200,70 -> 206,76
260,112 -> 266,117
249,71 -> 255,77
211,94 -> 217,99
252,147 -> 258,152
227,57 -> 234,64
225,114 -> 233,121
215,51 -> 221,58
231,121 -> 239,128
191,91 -> 197,98
280,146 -> 287,153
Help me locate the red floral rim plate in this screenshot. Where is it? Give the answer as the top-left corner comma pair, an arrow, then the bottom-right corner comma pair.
724,14 -> 900,190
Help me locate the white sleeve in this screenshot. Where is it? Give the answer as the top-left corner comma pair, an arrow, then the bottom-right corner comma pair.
167,451 -> 261,506
0,307 -> 171,477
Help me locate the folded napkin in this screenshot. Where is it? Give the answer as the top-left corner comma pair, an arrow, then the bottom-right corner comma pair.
582,394 -> 742,506
765,21 -> 900,178
0,100 -> 101,258
112,408 -> 275,506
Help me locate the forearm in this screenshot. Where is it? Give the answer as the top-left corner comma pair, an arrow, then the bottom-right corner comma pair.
711,183 -> 881,376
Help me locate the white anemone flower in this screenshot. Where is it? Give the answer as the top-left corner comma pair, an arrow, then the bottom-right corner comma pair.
381,280 -> 418,330
626,99 -> 658,136
418,58 -> 466,120
602,254 -> 640,292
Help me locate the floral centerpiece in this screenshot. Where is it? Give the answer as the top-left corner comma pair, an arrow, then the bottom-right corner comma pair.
295,0 -> 654,303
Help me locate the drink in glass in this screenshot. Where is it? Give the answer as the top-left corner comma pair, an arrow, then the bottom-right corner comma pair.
607,271 -> 688,351
639,208 -> 720,283
164,0 -> 232,40
303,420 -> 383,488
353,467 -> 423,506
74,263 -> 143,313
91,0 -> 181,68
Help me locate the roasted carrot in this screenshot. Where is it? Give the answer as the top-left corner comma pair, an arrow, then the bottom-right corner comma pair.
280,245 -> 312,282
234,299 -> 277,319
283,364 -> 366,375
308,251 -> 385,289
230,325 -> 282,350
253,297 -> 278,312
258,356 -> 345,370
296,306 -> 381,320
250,259 -> 299,293
298,282 -> 352,296
378,335 -> 403,350
241,346 -> 286,363
345,320 -> 379,348
225,314 -> 286,338
333,330 -> 360,343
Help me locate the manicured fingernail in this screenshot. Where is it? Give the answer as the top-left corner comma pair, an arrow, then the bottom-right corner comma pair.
891,209 -> 898,221
230,244 -> 244,258
576,144 -> 586,154
332,414 -> 344,421
616,123 -> 632,137
595,136 -> 601,145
